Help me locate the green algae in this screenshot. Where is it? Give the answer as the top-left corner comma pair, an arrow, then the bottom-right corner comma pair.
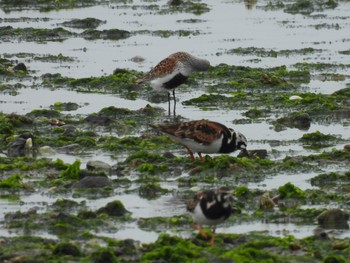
0,174 -> 23,188
81,28 -> 131,40
0,26 -> 73,42
262,0 -> 338,15
300,131 -> 340,148
53,242 -> 81,257
97,200 -> 130,217
138,215 -> 189,231
278,182 -> 305,199
183,88 -> 350,121
310,171 -> 350,191
61,17 -> 105,29
51,198 -> 86,213
294,62 -> 350,72
226,47 -> 322,58
0,0 -> 95,12
163,1 -> 210,15
138,182 -> 169,199
61,159 -> 81,180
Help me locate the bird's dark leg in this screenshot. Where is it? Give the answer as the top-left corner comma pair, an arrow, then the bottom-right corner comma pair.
168,92 -> 171,116
210,226 -> 216,246
173,89 -> 176,116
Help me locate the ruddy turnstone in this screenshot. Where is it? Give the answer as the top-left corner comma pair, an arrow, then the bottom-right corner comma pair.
150,120 -> 247,162
136,52 -> 210,114
186,187 -> 236,246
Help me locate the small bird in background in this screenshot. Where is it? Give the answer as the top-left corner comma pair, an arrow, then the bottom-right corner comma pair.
150,120 -> 247,162
136,52 -> 210,115
186,187 -> 236,246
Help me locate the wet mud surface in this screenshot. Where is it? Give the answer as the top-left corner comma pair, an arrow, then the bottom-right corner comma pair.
1,0 -> 350,262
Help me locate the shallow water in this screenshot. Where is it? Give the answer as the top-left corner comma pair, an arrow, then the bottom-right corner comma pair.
1,0 -> 350,243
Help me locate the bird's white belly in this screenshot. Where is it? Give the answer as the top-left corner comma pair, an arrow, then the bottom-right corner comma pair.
150,70 -> 180,92
192,205 -> 225,226
173,136 -> 223,154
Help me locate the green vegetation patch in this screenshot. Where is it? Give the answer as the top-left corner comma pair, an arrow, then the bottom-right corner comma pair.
262,0 -> 338,15
300,131 -> 341,148
0,26 -> 74,42
226,47 -> 322,58
0,0 -> 95,12
61,17 -> 106,29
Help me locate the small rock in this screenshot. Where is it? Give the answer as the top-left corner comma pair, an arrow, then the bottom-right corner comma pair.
56,143 -> 80,154
344,144 -> 350,151
39,146 -> 55,156
71,176 -> 111,189
86,160 -> 111,173
331,240 -> 349,250
62,125 -> 78,137
85,114 -> 111,126
292,113 -> 311,130
163,151 -> 176,159
317,209 -> 349,229
97,200 -> 129,217
168,0 -> 183,5
259,192 -> 276,209
13,62 -> 27,71
7,132 -> 34,157
289,95 -> 302,101
130,56 -> 145,63
237,148 -> 267,159
113,68 -> 128,74
53,242 -> 81,257
188,166 -> 202,176
49,118 -> 65,126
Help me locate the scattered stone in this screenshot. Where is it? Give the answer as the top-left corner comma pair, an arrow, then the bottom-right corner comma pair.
86,160 -> 111,173
62,125 -> 78,137
4,207 -> 38,220
163,151 -> 176,159
113,68 -> 128,74
12,62 -> 27,71
130,56 -> 145,63
188,166 -> 202,176
39,146 -> 55,156
53,242 -> 81,257
49,118 -> 66,126
7,132 -> 34,157
317,209 -> 349,229
51,102 -> 79,111
292,113 -> 311,130
81,28 -> 130,40
139,183 -> 168,199
56,143 -> 80,154
332,240 -> 349,250
71,176 -> 111,189
61,18 -> 105,29
240,149 -> 268,159
110,163 -> 129,177
289,95 -> 303,100
168,0 -> 183,6
97,200 -> 129,217
259,192 -> 276,209
85,114 -> 111,126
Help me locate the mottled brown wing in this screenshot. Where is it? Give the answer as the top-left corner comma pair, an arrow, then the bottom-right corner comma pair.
186,191 -> 205,212
150,123 -> 182,136
138,56 -> 178,82
175,121 -> 223,144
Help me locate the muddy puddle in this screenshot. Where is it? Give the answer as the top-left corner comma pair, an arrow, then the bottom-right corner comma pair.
1,0 -> 350,261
